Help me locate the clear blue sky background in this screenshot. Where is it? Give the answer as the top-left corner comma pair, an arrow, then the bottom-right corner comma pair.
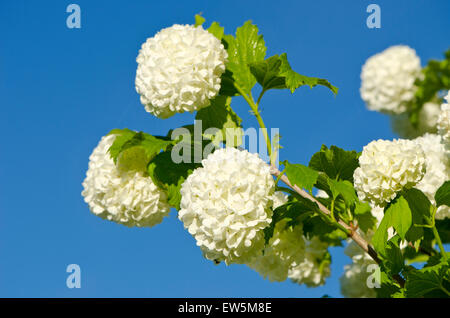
0,0 -> 449,298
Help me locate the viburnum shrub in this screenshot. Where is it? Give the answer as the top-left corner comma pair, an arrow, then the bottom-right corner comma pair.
82,15 -> 450,298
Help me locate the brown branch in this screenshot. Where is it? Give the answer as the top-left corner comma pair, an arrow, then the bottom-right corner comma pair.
270,166 -> 406,288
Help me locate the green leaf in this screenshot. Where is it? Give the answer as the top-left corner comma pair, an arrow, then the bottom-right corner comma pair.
107,128 -> 136,162
166,178 -> 185,210
403,188 -> 434,226
282,161 -> 319,193
248,55 -> 286,91
302,214 -> 347,246
219,70 -> 239,96
308,145 -> 360,182
222,21 -> 266,94
195,95 -> 243,147
385,235 -> 405,276
376,272 -> 403,298
194,14 -> 205,27
372,209 -> 392,255
279,53 -> 338,94
436,219 -> 450,244
208,22 -> 224,40
327,179 -> 357,207
113,132 -> 173,173
353,202 -> 377,233
372,196 -> 412,254
107,129 -> 174,172
122,132 -> 173,159
398,188 -> 431,244
405,224 -> 424,246
312,173 -> 332,195
391,196 -> 412,240
354,201 -> 371,215
426,253 -> 450,267
116,146 -> 151,173
248,54 -> 338,95
435,180 -> 450,208
147,151 -> 201,210
405,262 -> 450,298
264,198 -> 316,244
405,253 -> 430,265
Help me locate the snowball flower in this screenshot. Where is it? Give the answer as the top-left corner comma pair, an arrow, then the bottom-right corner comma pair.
414,134 -> 450,220
248,219 -> 305,282
135,24 -> 228,118
340,260 -> 377,298
370,205 -> 385,226
315,189 -> 329,198
288,237 -> 331,287
272,191 -> 288,210
391,102 -> 440,138
360,45 -> 421,114
340,238 -> 377,298
179,147 -> 275,265
353,139 -> 426,206
437,91 -> 450,154
81,134 -> 171,227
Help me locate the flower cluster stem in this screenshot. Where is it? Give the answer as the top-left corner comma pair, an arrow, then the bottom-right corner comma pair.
432,225 -> 448,261
235,85 -> 273,165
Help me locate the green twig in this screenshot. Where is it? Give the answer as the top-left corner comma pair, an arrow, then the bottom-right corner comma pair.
234,84 -> 273,165
432,225 -> 448,261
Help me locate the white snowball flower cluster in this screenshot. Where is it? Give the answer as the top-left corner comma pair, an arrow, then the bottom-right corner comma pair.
248,192 -> 303,282
391,102 -> 440,138
135,24 -> 228,118
360,45 -> 421,114
437,91 -> 450,154
353,139 -> 426,206
340,257 -> 377,298
340,232 -> 377,298
414,134 -> 450,220
288,236 -> 331,287
248,191 -> 332,285
81,134 -> 171,227
178,147 -> 275,265
340,262 -> 376,298
248,218 -> 305,282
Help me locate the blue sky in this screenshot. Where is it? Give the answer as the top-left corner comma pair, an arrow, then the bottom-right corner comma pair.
0,0 -> 449,297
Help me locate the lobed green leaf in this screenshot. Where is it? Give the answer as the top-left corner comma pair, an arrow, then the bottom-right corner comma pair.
405,261 -> 450,297
278,53 -> 338,94
435,180 -> 450,208
308,145 -> 360,182
147,151 -> 201,210
282,161 -> 319,193
222,21 -> 266,94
